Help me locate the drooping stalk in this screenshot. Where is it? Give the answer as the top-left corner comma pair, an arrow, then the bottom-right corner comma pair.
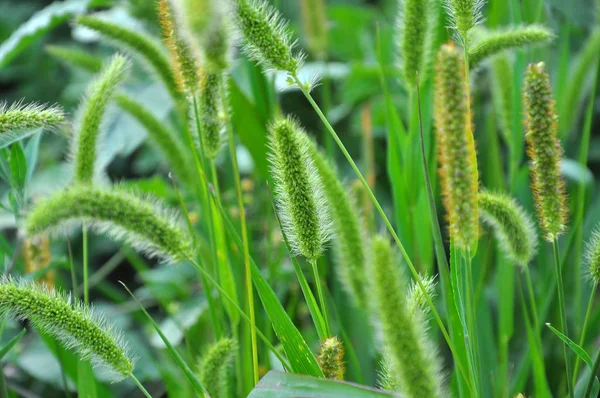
291,73 -> 472,393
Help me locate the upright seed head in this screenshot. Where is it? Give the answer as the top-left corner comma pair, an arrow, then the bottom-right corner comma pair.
269,117 -> 331,261
434,43 -> 479,250
25,186 -> 193,262
397,0 -> 431,86
491,52 -> 514,146
199,72 -> 225,159
523,62 -> 567,241
157,0 -> 201,94
197,338 -> 237,398
23,234 -> 54,288
71,54 -> 129,184
317,336 -> 345,380
443,0 -> 485,42
584,226 -> 600,285
299,0 -> 328,60
478,190 -> 538,266
0,277 -> 134,379
369,235 -> 443,397
232,0 -> 304,74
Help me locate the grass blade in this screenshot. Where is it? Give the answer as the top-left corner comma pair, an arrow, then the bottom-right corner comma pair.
119,282 -> 208,397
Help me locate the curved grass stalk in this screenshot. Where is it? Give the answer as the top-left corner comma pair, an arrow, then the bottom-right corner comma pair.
290,73 -> 472,394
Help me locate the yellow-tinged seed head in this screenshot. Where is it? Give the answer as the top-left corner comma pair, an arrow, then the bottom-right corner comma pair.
434,43 -> 479,250
318,336 -> 345,380
157,0 -> 201,94
23,234 -> 54,288
523,62 -> 567,241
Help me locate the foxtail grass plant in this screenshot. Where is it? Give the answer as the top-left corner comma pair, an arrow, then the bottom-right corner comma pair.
523,61 -> 572,398
269,116 -> 332,335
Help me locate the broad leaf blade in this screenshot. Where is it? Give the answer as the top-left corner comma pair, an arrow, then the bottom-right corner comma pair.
248,371 -> 394,397
0,0 -> 89,68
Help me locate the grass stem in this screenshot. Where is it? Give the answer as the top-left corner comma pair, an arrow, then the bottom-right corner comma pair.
553,238 -> 574,398
573,282 -> 598,385
130,374 -> 153,398
310,258 -> 330,337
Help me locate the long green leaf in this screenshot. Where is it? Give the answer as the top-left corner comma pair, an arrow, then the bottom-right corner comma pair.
213,190 -> 324,377
248,371 -> 393,397
120,282 -> 208,397
0,0 -> 89,68
0,328 -> 26,359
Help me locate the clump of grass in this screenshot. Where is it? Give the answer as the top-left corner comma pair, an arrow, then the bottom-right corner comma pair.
231,0 -> 304,74
369,235 -> 442,397
434,43 -> 479,250
478,190 -> 538,265
71,53 -> 129,184
0,276 -> 134,379
317,336 -> 345,380
25,186 -> 193,262
197,338 -> 237,398
523,62 -> 567,241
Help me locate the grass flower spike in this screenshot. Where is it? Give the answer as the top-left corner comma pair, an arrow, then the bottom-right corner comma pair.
299,0 -> 328,60
369,235 -> 442,397
197,338 -> 237,398
232,0 -> 303,74
397,0 -> 432,85
478,190 -> 538,265
523,62 -> 567,241
468,25 -> 554,68
157,0 -> 200,94
0,101 -> 65,147
0,277 -> 134,379
269,117 -> 331,261
317,336 -> 345,380
71,54 -> 129,184
584,227 -> 600,284
305,137 -> 367,307
25,186 -> 193,262
444,0 -> 485,41
434,43 -> 479,249
199,73 -> 225,159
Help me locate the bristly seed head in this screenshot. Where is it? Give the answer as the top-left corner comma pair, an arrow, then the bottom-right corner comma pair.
318,336 -> 345,380
268,117 -> 331,261
0,101 -> 65,135
197,338 -> 237,398
584,226 -> 600,284
434,43 -> 479,250
478,190 -> 538,266
71,54 -> 129,185
443,0 -> 485,42
0,277 -> 134,379
231,0 -> 304,74
25,185 -> 194,262
397,0 -> 432,86
157,0 -> 201,94
199,72 -> 225,159
523,62 -> 568,242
